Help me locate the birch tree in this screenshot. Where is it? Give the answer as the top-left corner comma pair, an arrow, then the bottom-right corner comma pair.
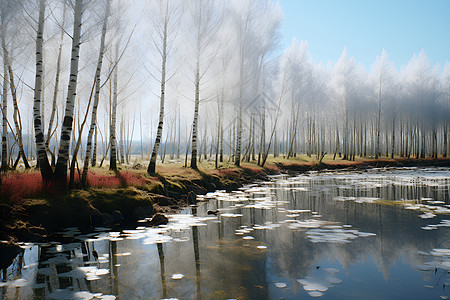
109,43 -> 119,171
147,0 -> 181,175
0,0 -> 17,171
46,2 -> 67,166
33,0 -> 53,179
6,49 -> 30,169
81,0 -> 111,186
331,49 -> 358,160
54,0 -> 84,182
370,49 -> 394,159
188,0 -> 222,170
1,48 -> 8,171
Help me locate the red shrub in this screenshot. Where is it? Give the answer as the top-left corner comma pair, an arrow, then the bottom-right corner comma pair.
84,171 -> 121,188
0,172 -> 44,204
241,165 -> 263,174
0,170 -> 150,203
85,171 -> 147,188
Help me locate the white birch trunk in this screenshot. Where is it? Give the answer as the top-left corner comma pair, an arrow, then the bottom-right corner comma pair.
109,43 -> 119,171
46,3 -> 66,163
375,71 -> 382,159
6,60 -> 30,168
32,0 -> 53,178
54,0 -> 83,180
148,3 -> 168,174
81,0 -> 110,185
1,59 -> 8,170
190,61 -> 200,169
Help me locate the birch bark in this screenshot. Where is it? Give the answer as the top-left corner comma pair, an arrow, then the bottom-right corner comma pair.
81,0 -> 110,185
54,0 -> 83,181
33,0 -> 53,178
148,0 -> 169,175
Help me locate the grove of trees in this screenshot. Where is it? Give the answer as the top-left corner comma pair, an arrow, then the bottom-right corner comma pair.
0,0 -> 449,185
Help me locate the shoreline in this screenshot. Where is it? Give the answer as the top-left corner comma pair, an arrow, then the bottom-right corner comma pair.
2,157 -> 450,245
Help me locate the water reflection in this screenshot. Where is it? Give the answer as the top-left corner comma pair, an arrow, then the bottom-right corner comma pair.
192,207 -> 201,300
1,167 -> 449,299
157,243 -> 167,299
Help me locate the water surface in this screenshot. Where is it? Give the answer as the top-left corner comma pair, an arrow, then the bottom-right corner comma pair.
1,167 -> 450,299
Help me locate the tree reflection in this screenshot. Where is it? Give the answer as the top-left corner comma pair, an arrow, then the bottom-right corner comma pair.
110,240 -> 119,297
192,206 -> 202,300
157,243 -> 167,299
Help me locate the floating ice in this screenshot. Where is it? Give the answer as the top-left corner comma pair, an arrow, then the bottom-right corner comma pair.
109,237 -> 124,241
306,228 -> 375,243
173,237 -> 190,242
422,220 -> 450,231
291,187 -> 308,191
430,249 -> 450,256
421,226 -> 438,230
324,225 -> 343,229
403,204 -> 423,210
143,235 -> 173,245
355,197 -> 379,203
417,248 -> 450,275
73,291 -> 102,299
297,267 -> 342,297
171,273 -> 184,279
287,219 -> 324,229
256,245 -> 267,249
253,224 -> 280,230
427,200 -> 444,204
434,207 -> 450,214
221,213 -> 244,218
79,266 -> 109,278
274,282 -> 286,288
1,278 -> 30,287
333,196 -> 357,202
298,280 -> 328,292
287,209 -> 311,213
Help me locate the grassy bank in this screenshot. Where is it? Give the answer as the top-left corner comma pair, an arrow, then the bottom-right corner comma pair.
1,156 -> 450,243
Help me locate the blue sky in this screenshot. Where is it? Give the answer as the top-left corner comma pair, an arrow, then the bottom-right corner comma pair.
277,0 -> 450,70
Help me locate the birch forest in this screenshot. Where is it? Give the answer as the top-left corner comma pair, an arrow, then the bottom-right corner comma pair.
1,0 -> 449,184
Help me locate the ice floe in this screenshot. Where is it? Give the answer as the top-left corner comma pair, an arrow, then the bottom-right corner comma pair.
417,248 -> 450,274
297,267 -> 343,297
274,282 -> 287,288
171,273 -> 184,279
305,228 -> 375,243
421,219 -> 450,231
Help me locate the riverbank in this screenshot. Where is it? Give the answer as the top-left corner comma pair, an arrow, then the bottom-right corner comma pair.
1,156 -> 450,244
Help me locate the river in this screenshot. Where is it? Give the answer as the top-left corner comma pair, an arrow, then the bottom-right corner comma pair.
1,167 -> 450,299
